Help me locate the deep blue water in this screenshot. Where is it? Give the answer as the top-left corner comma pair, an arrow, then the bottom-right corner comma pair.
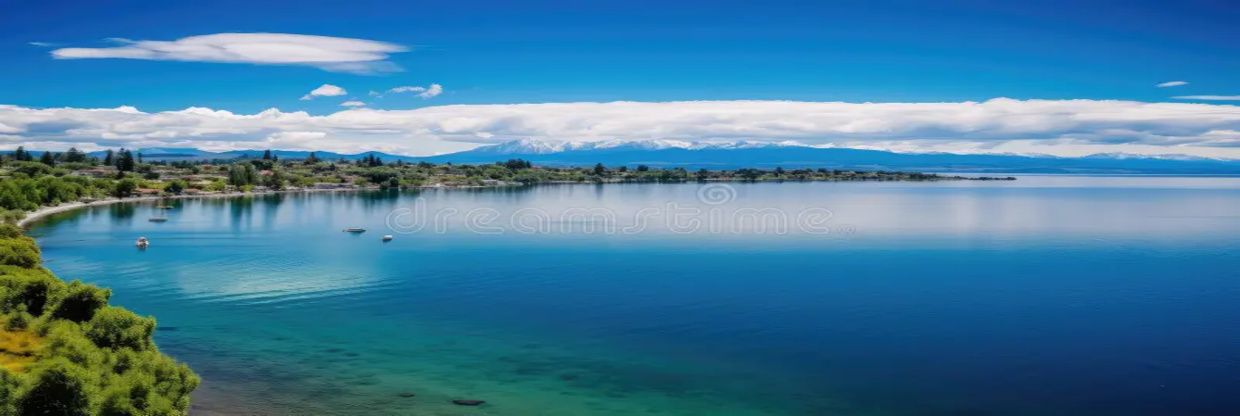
29,177 -> 1240,415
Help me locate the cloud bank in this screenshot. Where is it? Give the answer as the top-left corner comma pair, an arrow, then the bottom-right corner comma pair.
1157,81 -> 1189,88
1,99 -> 1238,158
1174,95 -> 1240,101
51,33 -> 408,74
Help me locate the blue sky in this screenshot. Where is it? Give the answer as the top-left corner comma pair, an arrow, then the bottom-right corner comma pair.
0,0 -> 1238,156
3,0 -> 1237,111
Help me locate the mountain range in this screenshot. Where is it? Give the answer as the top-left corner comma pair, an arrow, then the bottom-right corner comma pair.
64,140 -> 1240,174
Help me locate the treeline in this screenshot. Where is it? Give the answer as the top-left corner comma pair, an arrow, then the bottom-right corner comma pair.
0,224 -> 198,415
1,148 -> 1011,221
4,147 -> 142,173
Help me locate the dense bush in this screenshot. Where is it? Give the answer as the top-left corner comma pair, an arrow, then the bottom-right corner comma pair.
0,224 -> 197,414
0,174 -> 109,213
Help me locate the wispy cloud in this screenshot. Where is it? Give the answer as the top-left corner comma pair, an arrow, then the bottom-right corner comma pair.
386,83 -> 443,99
50,33 -> 408,74
28,41 -> 56,47
1173,95 -> 1240,101
1157,81 -> 1189,88
2,99 -> 1239,157
340,100 -> 366,107
300,84 -> 347,100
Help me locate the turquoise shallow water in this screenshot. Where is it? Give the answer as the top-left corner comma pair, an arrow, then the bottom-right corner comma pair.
29,177 -> 1240,415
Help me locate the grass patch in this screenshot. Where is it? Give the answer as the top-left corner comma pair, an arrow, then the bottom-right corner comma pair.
0,325 -> 41,373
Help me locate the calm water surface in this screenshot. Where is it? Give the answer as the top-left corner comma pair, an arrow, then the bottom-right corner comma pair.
30,177 -> 1240,415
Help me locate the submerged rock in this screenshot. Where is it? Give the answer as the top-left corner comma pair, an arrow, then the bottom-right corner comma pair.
397,392 -> 416,398
452,399 -> 486,406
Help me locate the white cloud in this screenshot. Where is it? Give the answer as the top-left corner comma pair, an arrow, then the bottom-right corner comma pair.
1,99 -> 1239,158
1173,95 -> 1240,101
28,42 -> 56,47
300,84 -> 347,100
386,83 -> 443,99
387,86 -> 425,94
1157,81 -> 1189,88
340,100 -> 366,107
419,84 -> 443,99
50,33 -> 408,74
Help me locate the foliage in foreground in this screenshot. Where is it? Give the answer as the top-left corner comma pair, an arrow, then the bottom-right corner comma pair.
0,224 -> 198,415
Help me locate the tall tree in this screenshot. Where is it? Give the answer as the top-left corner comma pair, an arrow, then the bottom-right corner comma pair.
39,151 -> 56,166
12,146 -> 31,162
262,149 -> 273,160
102,149 -> 114,166
116,149 -> 136,172
64,147 -> 87,163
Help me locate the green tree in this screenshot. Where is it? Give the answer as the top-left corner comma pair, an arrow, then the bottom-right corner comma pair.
86,307 -> 156,351
50,281 -> 111,323
113,178 -> 138,198
64,147 -> 87,163
39,151 -> 56,167
165,179 -> 187,195
11,146 -> 32,162
116,149 -> 136,172
18,360 -> 94,416
593,163 -> 606,175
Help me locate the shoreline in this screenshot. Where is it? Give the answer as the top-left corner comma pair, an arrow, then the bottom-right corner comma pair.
15,175 -> 1009,229
17,187 -> 380,228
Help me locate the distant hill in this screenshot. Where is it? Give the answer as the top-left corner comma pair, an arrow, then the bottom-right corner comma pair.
418,139 -> 1240,174
17,139 -> 1240,174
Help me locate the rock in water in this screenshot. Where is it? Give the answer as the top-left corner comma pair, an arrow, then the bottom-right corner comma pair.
452,399 -> 486,406
397,392 -> 416,398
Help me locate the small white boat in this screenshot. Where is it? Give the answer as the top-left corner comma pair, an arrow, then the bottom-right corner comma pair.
135,237 -> 150,248
343,227 -> 366,233
382,235 -> 394,242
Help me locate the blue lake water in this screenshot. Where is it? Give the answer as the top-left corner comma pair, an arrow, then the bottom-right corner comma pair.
29,177 -> 1240,415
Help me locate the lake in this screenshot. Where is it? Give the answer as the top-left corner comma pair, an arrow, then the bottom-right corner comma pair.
29,177 -> 1240,416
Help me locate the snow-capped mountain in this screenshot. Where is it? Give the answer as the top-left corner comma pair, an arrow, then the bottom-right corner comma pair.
466,139 -> 807,154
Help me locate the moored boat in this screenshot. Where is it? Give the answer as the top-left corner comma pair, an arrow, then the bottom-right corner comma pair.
343,227 -> 366,233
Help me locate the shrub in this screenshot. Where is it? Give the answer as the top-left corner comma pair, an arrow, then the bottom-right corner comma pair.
51,281 -> 111,323
0,238 -> 39,269
0,369 -> 18,416
0,206 -> 196,414
4,306 -> 30,331
86,307 -> 155,351
18,359 -> 94,416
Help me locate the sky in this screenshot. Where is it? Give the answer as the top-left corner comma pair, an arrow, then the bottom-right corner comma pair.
0,0 -> 1238,157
